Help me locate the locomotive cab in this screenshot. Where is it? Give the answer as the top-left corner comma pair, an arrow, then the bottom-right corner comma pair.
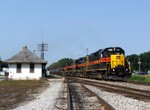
106,47 -> 130,77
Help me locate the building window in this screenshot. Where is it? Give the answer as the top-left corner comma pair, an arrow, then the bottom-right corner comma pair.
30,64 -> 34,73
17,63 -> 21,73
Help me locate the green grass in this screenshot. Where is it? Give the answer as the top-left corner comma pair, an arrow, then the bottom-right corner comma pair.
129,75 -> 150,82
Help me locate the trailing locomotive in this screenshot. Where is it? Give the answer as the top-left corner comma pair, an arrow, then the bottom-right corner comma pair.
62,47 -> 131,80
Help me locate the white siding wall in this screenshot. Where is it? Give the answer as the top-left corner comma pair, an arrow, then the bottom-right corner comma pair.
8,63 -> 42,80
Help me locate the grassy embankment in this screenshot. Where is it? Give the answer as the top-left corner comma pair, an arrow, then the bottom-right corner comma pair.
0,79 -> 48,110
129,75 -> 150,82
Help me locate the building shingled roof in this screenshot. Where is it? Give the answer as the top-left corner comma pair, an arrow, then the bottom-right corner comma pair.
5,46 -> 47,64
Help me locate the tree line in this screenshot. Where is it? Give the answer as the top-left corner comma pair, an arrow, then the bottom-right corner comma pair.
127,51 -> 150,73
48,58 -> 73,70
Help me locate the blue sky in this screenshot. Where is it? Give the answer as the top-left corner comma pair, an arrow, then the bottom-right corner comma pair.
0,0 -> 150,65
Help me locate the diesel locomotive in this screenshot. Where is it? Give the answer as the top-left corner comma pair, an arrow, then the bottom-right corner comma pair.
62,47 -> 131,80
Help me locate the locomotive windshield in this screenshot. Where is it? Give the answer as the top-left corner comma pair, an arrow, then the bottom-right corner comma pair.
115,48 -> 124,54
102,47 -> 125,57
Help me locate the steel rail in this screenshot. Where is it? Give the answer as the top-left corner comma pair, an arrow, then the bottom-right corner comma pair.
66,77 -> 73,110
79,80 -> 150,96
81,83 -> 115,110
79,80 -> 150,101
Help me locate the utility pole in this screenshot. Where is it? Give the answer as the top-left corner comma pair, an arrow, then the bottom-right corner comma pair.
0,57 -> 1,71
138,58 -> 141,72
86,48 -> 89,55
38,42 -> 48,60
85,48 -> 89,77
37,29 -> 48,77
37,29 -> 48,60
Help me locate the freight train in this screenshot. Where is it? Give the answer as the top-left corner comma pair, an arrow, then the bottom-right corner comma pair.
62,47 -> 131,80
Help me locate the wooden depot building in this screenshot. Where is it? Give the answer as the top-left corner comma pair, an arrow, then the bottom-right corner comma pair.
5,46 -> 47,80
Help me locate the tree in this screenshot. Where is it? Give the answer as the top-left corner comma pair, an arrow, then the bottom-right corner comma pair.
126,54 -> 139,72
48,58 -> 73,70
127,51 -> 150,72
139,51 -> 150,72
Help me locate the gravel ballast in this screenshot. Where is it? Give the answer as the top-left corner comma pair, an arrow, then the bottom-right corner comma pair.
82,78 -> 150,91
13,79 -> 64,110
85,85 -> 150,110
12,77 -> 150,110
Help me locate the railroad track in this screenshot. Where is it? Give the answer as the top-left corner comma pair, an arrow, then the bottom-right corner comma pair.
66,77 -> 115,110
74,78 -> 150,101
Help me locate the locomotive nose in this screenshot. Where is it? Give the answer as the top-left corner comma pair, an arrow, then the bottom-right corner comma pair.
115,65 -> 125,76
111,54 -> 125,69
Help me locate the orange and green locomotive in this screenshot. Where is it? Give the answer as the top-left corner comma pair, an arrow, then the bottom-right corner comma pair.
63,47 -> 131,80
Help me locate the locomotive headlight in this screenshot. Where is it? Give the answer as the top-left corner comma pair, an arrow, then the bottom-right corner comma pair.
113,69 -> 115,71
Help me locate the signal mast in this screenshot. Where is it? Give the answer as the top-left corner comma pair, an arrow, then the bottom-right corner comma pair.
37,29 -> 48,60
